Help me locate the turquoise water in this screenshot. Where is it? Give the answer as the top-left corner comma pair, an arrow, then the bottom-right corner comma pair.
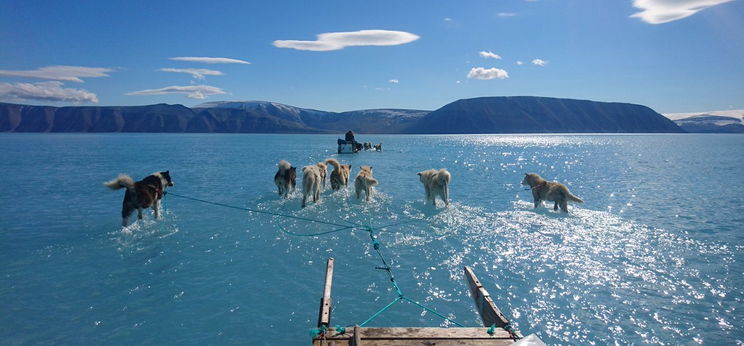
1,133 -> 742,345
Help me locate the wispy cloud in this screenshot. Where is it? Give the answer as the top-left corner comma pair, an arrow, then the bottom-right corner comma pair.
273,30 -> 420,51
630,0 -> 734,24
0,66 -> 112,83
388,79 -> 399,84
127,85 -> 226,100
160,68 -> 224,80
498,12 -> 517,17
516,60 -> 524,65
444,17 -> 453,22
169,57 -> 251,64
532,58 -> 548,66
0,81 -> 98,103
479,51 -> 502,59
467,67 -> 509,80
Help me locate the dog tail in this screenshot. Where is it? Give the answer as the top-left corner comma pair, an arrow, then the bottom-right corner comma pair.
437,169 -> 451,185
278,160 -> 291,171
104,174 -> 135,191
567,192 -> 584,203
325,158 -> 341,170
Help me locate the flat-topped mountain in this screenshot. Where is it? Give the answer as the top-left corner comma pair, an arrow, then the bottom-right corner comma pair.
0,96 -> 684,133
406,96 -> 683,133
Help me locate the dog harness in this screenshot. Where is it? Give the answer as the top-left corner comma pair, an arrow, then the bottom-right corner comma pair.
532,181 -> 548,193
147,184 -> 164,199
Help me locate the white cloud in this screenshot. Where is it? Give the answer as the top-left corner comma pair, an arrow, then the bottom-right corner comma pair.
479,51 -> 502,59
273,30 -> 420,51
0,81 -> 98,103
388,79 -> 399,84
169,57 -> 251,64
444,17 -> 453,22
127,85 -> 226,100
455,80 -> 461,84
0,65 -> 112,83
532,58 -> 548,66
160,68 -> 224,80
630,0 -> 734,24
516,60 -> 524,65
467,67 -> 509,80
498,12 -> 517,17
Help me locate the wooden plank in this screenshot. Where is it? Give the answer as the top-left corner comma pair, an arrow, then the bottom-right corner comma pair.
355,340 -> 512,346
463,266 -> 512,329
360,327 -> 513,339
315,327 -> 516,345
317,257 -> 335,328
353,325 -> 362,346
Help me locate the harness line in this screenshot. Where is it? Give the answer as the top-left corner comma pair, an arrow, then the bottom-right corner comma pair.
164,192 -> 489,332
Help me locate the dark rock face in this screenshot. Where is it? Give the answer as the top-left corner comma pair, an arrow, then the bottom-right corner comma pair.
0,96 -> 684,134
406,96 -> 683,134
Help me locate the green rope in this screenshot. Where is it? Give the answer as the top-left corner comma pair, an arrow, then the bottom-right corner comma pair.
166,192 -> 469,330
401,296 -> 465,327
359,296 -> 403,327
167,192 -> 358,229
503,323 -> 521,340
357,226 -> 465,328
277,224 -> 357,237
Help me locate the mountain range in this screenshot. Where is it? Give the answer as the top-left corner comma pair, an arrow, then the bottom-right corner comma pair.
0,96 -> 686,134
664,109 -> 744,133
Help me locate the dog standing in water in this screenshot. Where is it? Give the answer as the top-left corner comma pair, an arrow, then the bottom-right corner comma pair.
104,171 -> 174,226
417,168 -> 451,206
326,158 -> 352,191
301,165 -> 322,208
274,160 -> 296,198
354,166 -> 378,201
316,161 -> 327,189
521,173 -> 583,212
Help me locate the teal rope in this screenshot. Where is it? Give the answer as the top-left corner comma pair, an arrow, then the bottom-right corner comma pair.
487,323 -> 496,335
167,192 -> 357,228
357,226 -> 465,328
277,224 -> 357,237
401,296 -> 465,327
503,323 -> 521,340
167,192 -> 467,329
359,296 -> 404,327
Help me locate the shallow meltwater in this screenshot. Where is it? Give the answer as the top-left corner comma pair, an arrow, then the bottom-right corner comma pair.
403,201 -> 738,344
0,134 -> 742,344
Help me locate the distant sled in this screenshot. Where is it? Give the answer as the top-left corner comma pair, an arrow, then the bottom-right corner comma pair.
337,138 -> 358,154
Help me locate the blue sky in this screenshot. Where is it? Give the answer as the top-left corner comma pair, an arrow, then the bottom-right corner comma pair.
0,0 -> 742,113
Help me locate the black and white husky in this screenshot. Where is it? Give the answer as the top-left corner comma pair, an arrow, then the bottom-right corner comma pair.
104,171 -> 174,226
274,160 -> 296,198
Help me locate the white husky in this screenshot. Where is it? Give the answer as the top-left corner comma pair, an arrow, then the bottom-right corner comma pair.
417,168 -> 451,206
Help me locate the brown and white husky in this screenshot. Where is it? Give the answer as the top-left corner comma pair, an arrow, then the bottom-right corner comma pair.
274,160 -> 296,198
325,158 -> 352,191
521,173 -> 583,213
316,161 -> 327,189
104,171 -> 174,226
354,166 -> 378,201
